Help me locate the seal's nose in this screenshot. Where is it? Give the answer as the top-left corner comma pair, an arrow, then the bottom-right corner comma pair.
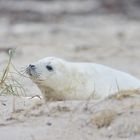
29,64 -> 36,69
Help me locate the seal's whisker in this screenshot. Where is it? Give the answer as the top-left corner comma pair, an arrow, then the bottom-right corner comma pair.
21,65 -> 28,69
20,69 -> 26,73
18,71 -> 26,76
10,63 -> 30,78
20,66 -> 28,72
9,71 -> 30,78
36,72 -> 41,76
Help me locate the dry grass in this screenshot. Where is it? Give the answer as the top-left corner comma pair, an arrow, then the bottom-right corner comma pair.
91,109 -> 117,128
0,49 -> 25,96
110,89 -> 140,100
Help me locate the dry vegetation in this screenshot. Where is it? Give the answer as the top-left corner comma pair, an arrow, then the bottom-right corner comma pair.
0,50 -> 25,96
91,109 -> 117,128
110,89 -> 140,100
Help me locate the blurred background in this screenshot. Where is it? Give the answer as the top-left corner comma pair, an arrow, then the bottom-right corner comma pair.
0,0 -> 140,79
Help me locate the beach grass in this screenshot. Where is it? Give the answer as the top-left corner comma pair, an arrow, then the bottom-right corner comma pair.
0,49 -> 25,96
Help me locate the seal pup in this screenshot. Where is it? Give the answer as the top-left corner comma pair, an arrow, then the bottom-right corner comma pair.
26,57 -> 140,101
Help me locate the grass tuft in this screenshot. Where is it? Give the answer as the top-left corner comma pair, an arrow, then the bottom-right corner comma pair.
0,49 -> 25,96
91,109 -> 117,128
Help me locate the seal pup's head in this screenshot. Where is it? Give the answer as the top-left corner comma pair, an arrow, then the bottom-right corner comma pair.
26,57 -> 70,92
26,57 -> 94,100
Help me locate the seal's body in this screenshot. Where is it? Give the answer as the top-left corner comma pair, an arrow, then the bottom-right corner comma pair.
26,57 -> 140,100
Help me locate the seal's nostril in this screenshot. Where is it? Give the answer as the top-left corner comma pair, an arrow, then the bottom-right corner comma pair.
29,64 -> 36,69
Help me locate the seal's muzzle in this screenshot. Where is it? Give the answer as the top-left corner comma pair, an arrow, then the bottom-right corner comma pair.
29,64 -> 36,70
26,64 -> 36,76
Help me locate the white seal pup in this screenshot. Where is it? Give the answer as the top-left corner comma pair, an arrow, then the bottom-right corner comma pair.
26,57 -> 140,101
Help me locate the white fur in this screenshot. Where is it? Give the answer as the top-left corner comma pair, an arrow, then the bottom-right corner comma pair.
26,57 -> 140,100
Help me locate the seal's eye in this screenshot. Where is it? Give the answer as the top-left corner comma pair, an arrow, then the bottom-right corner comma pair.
46,65 -> 53,71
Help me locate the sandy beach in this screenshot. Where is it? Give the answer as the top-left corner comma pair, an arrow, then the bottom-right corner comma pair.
0,0 -> 140,139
